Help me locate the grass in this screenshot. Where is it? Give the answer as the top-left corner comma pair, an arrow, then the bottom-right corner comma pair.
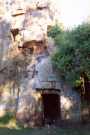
0,113 -> 90,135
0,126 -> 90,135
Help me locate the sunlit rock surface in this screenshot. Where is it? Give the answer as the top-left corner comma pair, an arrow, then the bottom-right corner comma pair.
61,86 -> 80,121
0,2 -> 11,70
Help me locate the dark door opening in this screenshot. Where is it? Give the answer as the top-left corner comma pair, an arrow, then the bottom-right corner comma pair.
42,93 -> 61,125
11,28 -> 19,41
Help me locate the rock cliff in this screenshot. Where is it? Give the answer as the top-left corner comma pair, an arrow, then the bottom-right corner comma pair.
0,0 -> 80,127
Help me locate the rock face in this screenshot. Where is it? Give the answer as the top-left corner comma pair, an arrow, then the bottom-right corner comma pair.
61,85 -> 80,121
0,2 -> 11,70
0,0 -> 81,127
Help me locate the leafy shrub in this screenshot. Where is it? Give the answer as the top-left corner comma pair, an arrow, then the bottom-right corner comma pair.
0,112 -> 13,124
47,24 -> 61,39
49,23 -> 90,85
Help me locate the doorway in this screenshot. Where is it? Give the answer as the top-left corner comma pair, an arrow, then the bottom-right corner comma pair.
42,93 -> 61,125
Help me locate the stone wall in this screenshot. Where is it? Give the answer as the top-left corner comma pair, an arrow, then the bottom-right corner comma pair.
61,84 -> 81,122
0,18 -> 11,70
16,92 -> 43,127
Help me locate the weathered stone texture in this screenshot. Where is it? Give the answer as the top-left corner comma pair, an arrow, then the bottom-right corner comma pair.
0,0 -> 81,126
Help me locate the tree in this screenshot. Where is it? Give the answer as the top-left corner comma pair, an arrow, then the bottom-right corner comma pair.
48,23 -> 90,86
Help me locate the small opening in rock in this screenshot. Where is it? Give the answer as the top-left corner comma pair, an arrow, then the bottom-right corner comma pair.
11,28 -> 19,41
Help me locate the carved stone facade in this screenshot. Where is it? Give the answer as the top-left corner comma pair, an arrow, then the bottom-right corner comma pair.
0,0 -> 81,127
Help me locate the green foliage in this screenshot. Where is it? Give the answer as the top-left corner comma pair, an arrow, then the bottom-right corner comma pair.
50,23 -> 90,85
47,25 -> 62,39
0,112 -> 13,124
